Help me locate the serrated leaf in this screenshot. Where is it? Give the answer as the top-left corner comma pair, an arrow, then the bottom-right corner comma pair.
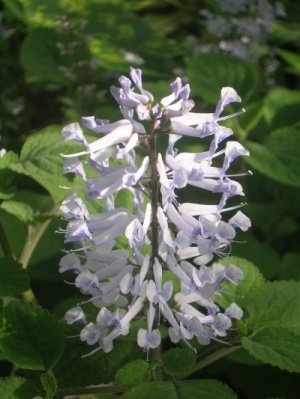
162,348 -> 196,376
250,281 -> 300,335
244,129 -> 300,188
115,360 -> 151,388
216,257 -> 265,309
9,125 -> 82,204
124,379 -> 238,399
187,53 -> 258,104
40,373 -> 57,399
0,258 -> 30,296
1,201 -> 34,224
242,328 -> 300,373
246,306 -> 286,332
1,302 -> 65,370
0,376 -> 38,399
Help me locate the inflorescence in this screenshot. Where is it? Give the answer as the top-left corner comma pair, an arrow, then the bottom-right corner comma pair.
59,67 -> 251,357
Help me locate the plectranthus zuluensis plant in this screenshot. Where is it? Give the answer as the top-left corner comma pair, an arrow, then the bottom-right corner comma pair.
59,67 -> 251,358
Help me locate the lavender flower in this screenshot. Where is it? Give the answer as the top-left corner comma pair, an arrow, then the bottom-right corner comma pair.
59,67 -> 250,356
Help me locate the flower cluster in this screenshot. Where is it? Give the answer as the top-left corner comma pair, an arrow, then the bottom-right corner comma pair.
196,0 -> 285,60
59,67 -> 251,357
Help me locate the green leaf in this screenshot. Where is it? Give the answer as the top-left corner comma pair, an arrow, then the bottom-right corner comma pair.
0,201 -> 34,224
0,377 -> 38,399
177,380 -> 238,399
0,209 -> 26,259
0,301 -> 65,370
216,257 -> 265,309
20,28 -> 69,84
115,360 -> 151,388
279,252 -> 300,280
246,306 -> 286,332
244,128 -> 300,188
40,373 -> 57,399
2,0 -> 27,23
228,347 -> 262,366
9,125 -> 82,204
0,151 -> 18,200
0,258 -> 30,296
264,88 -> 300,129
124,379 -> 238,399
264,127 -> 300,183
273,21 -> 300,43
186,53 -> 258,104
279,49 -> 300,77
54,336 -> 142,388
162,348 -> 196,376
123,381 -> 176,399
239,100 -> 264,134
250,281 -> 300,335
242,328 -> 300,373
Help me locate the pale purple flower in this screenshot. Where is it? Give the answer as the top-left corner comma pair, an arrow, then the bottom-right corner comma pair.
137,302 -> 161,358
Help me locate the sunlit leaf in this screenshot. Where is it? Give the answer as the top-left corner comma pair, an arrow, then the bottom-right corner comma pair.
187,53 -> 258,104
9,125 -> 82,204
0,377 -> 38,399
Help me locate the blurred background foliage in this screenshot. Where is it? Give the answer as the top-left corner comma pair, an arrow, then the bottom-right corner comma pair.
0,0 -> 300,397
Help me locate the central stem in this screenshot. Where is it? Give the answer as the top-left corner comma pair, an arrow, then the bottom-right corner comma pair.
149,118 -> 159,259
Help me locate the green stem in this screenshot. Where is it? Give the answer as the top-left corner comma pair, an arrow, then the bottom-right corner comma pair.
178,344 -> 241,380
0,221 -> 15,259
57,384 -> 126,398
19,219 -> 52,269
20,218 -> 52,303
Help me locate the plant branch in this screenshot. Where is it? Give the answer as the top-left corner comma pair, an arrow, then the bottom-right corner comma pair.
57,384 -> 126,398
19,219 -> 52,269
178,344 -> 241,380
19,217 -> 52,303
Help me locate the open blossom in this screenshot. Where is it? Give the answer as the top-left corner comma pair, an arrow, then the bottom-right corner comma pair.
59,67 -> 250,356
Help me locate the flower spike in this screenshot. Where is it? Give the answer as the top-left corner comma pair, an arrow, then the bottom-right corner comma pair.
59,67 -> 250,356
